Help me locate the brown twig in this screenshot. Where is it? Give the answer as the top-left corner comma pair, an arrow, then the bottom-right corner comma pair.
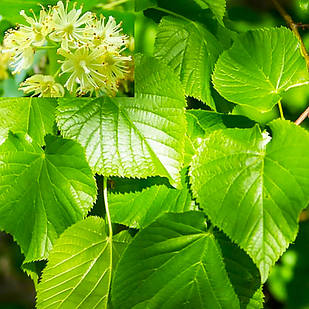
295,106 -> 309,125
272,0 -> 309,70
295,23 -> 309,30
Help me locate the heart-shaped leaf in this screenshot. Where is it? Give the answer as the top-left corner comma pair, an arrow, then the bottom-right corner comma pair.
0,133 -> 97,263
190,120 -> 309,281
213,27 -> 309,111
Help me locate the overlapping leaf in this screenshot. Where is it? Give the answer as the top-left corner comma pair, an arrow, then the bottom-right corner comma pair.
112,212 -> 262,309
155,16 -> 222,109
213,27 -> 309,111
109,180 -> 197,228
37,216 -> 131,309
187,110 -> 255,134
57,56 -> 186,187
0,97 -> 56,145
190,120 -> 309,281
0,133 -> 97,263
185,110 -> 255,165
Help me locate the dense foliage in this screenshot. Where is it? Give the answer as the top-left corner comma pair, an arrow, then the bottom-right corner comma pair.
0,0 -> 308,308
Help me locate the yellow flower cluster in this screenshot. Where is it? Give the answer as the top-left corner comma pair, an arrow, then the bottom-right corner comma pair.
2,0 -> 132,97
19,75 -> 64,97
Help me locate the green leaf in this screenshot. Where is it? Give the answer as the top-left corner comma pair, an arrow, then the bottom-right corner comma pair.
37,216 -> 131,309
154,16 -> 222,109
189,120 -> 309,282
0,133 -> 97,263
109,175 -> 171,194
193,0 -> 226,24
0,98 -> 56,145
109,175 -> 197,228
215,231 -> 263,309
187,110 -> 256,134
184,110 -> 256,165
184,113 -> 204,166
57,56 -> 186,188
212,27 -> 309,112
232,105 -> 278,125
112,212 -> 261,309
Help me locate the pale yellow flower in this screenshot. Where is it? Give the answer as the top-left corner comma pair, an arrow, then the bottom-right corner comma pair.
97,49 -> 131,94
19,74 -> 65,97
3,29 -> 34,74
2,9 -> 52,74
19,8 -> 53,46
90,16 -> 128,49
58,46 -> 106,94
49,1 -> 93,49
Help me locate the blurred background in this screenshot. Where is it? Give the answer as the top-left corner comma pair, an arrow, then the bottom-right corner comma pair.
0,0 -> 308,308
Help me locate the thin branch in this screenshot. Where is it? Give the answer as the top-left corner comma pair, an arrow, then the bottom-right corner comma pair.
295,106 -> 309,125
272,0 -> 309,70
295,23 -> 309,30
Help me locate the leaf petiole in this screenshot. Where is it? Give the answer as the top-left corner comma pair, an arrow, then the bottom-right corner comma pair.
103,176 -> 113,284
278,100 -> 285,120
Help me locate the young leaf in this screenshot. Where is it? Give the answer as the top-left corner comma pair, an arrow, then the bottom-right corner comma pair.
213,27 -> 309,111
0,133 -> 97,263
109,182 -> 197,228
57,56 -> 186,188
154,16 -> 222,109
193,0 -> 226,25
0,97 -> 56,145
37,216 -> 131,309
112,212 -> 261,309
189,120 -> 309,282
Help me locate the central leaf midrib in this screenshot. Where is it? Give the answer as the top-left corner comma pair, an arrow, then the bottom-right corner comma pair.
55,240 -> 110,308
109,98 -> 172,179
131,233 -> 208,307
